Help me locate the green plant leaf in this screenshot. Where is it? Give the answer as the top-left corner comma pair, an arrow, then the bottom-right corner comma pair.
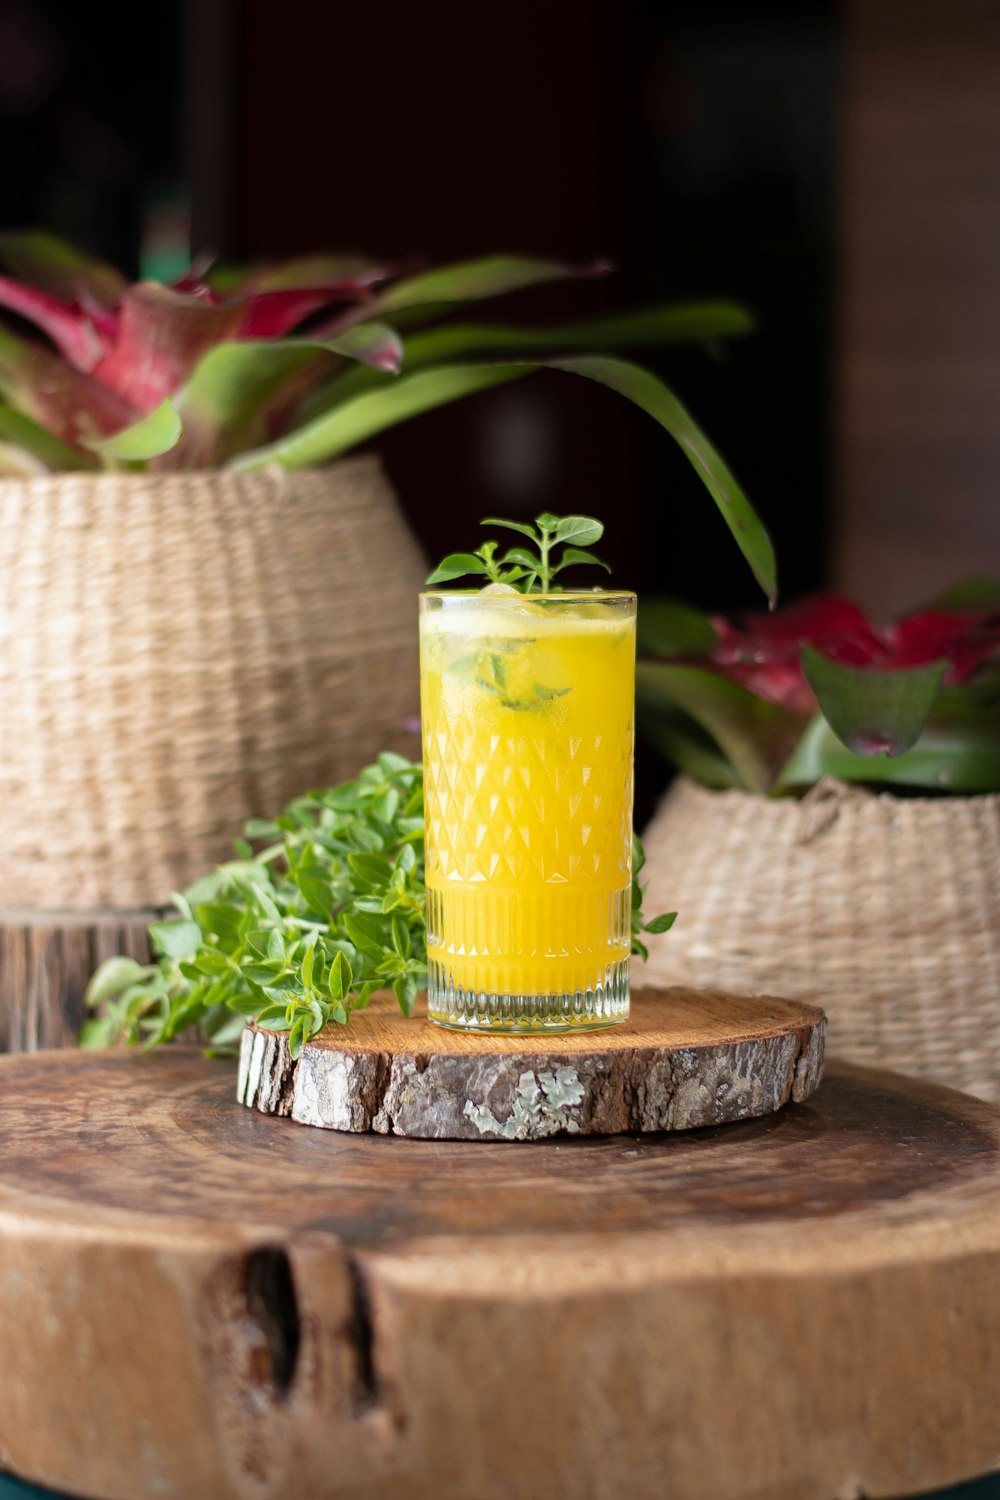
372,255 -> 606,316
550,355 -> 777,603
328,950 -> 353,1002
553,515 -> 604,545
84,956 -> 155,1006
777,682 -> 1000,793
81,1015 -> 124,1048
802,647 -> 947,757
236,253 -> 386,293
498,547 -> 541,569
918,578 -> 1000,611
637,597 -> 718,656
324,322 -> 403,374
103,327 -> 401,468
148,918 -> 202,960
636,661 -> 801,793
637,701 -> 743,789
426,552 -> 490,584
554,547 -> 611,574
78,747 -> 671,1051
83,398 -> 182,462
643,912 -> 678,934
480,516 -> 539,541
229,363 -> 531,472
0,401 -> 96,471
302,302 -> 756,417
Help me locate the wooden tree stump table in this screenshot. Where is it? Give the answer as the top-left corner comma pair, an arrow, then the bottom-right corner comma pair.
0,1048 -> 997,1500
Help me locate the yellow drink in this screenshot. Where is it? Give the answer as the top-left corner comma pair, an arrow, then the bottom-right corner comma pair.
420,590 -> 636,1031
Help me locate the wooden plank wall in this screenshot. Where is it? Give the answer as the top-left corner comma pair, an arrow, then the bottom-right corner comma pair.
836,0 -> 1000,613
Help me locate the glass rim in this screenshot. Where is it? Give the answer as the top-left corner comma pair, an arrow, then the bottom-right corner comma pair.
420,588 -> 636,605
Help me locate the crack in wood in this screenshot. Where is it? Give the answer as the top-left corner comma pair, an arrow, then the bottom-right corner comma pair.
244,1247 -> 300,1398
344,1253 -> 381,1416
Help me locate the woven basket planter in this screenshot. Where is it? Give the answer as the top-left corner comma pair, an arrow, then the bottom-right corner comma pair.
0,456 -> 426,912
640,776 -> 1000,1101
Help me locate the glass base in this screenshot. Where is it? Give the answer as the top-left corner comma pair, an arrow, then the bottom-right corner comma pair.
427,958 -> 630,1033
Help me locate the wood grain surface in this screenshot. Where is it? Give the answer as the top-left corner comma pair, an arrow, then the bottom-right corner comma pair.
0,1049 -> 997,1500
239,987 -> 827,1138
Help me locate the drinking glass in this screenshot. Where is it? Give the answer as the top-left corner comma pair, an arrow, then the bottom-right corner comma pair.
420,589 -> 636,1031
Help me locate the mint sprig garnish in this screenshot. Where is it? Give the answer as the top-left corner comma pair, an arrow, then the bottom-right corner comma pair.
427,513 -> 611,593
82,752 -> 675,1051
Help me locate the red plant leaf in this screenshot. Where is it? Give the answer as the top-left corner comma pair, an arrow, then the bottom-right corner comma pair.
235,287 -> 376,339
712,595 -> 875,653
91,284 -> 245,413
0,276 -> 104,370
883,608 -> 1000,683
707,595 -> 883,709
0,324 -> 136,444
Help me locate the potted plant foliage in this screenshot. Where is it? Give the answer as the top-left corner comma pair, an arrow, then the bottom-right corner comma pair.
635,587 -> 1000,1100
0,232 -> 773,919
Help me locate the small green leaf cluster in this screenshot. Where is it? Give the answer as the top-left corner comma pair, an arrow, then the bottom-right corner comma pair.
83,752 -> 426,1059
427,513 -> 611,595
83,751 -> 675,1056
630,836 -> 677,960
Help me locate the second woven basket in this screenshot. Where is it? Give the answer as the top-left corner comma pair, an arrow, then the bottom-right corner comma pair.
640,776 -> 1000,1102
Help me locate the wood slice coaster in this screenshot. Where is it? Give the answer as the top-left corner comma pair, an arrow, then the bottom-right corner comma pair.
0,1051 -> 998,1500
0,906 -> 154,1052
238,986 -> 827,1139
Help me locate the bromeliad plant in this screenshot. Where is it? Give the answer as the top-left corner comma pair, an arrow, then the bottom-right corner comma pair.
0,231 -> 775,601
636,583 -> 1000,794
83,752 -> 674,1056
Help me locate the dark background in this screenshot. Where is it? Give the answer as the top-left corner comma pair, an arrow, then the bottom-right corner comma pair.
0,0 -> 838,609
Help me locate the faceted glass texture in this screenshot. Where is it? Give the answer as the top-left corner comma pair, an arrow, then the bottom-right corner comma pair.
420,590 -> 636,1032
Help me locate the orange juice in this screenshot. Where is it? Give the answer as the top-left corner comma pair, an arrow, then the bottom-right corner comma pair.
420,590 -> 636,1030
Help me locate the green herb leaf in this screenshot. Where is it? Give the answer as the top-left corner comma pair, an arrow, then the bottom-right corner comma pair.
426,552 -> 490,584
84,957 -> 155,1007
642,912 -> 678,934
148,919 -> 202,960
328,950 -> 353,1002
429,511 -> 614,595
554,516 -> 604,546
480,516 -> 539,541
81,749 -> 672,1051
554,547 -> 611,574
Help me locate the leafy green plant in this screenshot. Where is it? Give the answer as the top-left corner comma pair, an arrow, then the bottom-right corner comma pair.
428,513 -> 610,593
0,232 -> 775,601
83,752 -> 675,1056
636,586 -> 1000,794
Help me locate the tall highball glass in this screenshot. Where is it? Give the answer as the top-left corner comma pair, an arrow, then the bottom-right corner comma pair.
420,589 -> 636,1032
